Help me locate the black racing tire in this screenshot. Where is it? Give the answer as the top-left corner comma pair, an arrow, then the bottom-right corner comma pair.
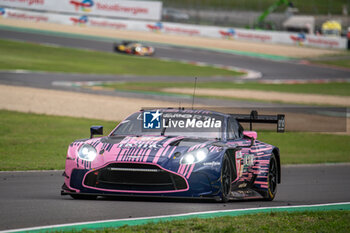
220,154 -> 233,203
264,153 -> 278,201
69,194 -> 97,200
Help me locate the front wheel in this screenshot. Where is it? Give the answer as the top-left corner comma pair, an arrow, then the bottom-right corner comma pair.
220,154 -> 233,202
264,153 -> 278,201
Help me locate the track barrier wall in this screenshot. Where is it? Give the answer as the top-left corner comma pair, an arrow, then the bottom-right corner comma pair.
0,0 -> 162,21
0,7 -> 347,50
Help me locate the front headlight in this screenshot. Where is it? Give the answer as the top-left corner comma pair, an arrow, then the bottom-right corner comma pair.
180,148 -> 208,165
78,144 -> 97,161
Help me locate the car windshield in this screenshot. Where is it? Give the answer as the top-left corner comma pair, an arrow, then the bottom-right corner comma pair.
111,111 -> 224,139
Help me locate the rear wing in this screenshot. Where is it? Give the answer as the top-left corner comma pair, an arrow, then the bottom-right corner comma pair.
231,110 -> 285,133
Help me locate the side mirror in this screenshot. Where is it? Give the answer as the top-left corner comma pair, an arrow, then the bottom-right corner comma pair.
243,131 -> 257,140
90,126 -> 103,139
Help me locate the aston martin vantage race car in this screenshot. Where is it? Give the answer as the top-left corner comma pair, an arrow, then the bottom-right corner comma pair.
61,109 -> 285,202
113,41 -> 155,56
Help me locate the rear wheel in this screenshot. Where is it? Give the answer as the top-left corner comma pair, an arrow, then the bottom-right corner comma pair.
220,154 -> 233,203
264,153 -> 278,201
69,194 -> 97,200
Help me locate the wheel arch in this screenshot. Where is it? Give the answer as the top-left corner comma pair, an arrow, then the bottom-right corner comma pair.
225,148 -> 237,181
272,147 -> 281,184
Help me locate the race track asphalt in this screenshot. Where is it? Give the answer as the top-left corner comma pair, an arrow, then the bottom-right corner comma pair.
1,27 -> 350,81
1,27 -> 350,110
0,164 -> 349,231
1,27 -> 350,231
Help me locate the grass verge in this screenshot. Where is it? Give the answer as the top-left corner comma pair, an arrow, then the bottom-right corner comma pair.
101,81 -> 350,96
1,110 -> 350,170
60,210 -> 350,233
312,58 -> 350,70
0,39 -> 244,77
310,52 -> 350,70
0,110 -> 116,170
257,131 -> 350,164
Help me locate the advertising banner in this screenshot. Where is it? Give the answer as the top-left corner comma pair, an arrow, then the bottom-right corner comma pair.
0,0 -> 162,21
287,33 -> 347,49
0,8 -> 346,49
144,22 -> 347,49
0,7 -> 65,23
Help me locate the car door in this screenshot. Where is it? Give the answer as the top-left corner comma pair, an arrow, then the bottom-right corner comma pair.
226,117 -> 254,182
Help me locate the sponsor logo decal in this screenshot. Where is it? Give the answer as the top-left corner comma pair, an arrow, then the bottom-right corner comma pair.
219,28 -> 235,39
70,0 -> 94,12
243,153 -> 255,167
143,110 -> 162,129
4,0 -> 44,5
142,111 -> 222,130
290,33 -> 339,47
164,26 -> 199,36
95,2 -> 148,15
163,117 -> 221,129
147,22 -> 163,32
307,37 -> 339,47
70,15 -> 88,25
203,161 -> 220,167
162,113 -> 222,129
89,19 -> 126,29
220,29 -> 271,41
147,22 -> 199,36
6,11 -> 48,22
236,32 -> 271,41
0,8 -> 5,17
127,155 -> 141,159
290,33 -> 306,45
118,136 -> 164,149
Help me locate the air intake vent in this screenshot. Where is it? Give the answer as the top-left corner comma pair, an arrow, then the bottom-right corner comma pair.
84,163 -> 187,192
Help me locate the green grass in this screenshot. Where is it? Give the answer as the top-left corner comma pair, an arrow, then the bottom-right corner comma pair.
0,110 -> 116,170
101,81 -> 350,96
258,131 -> 350,164
313,59 -> 350,70
0,39 -> 243,77
1,110 -> 350,170
309,52 -> 350,69
62,211 -> 350,233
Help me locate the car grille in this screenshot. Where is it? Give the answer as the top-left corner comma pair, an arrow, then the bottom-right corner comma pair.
84,163 -> 187,192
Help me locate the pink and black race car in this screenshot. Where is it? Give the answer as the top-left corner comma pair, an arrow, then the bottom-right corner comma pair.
61,109 -> 285,202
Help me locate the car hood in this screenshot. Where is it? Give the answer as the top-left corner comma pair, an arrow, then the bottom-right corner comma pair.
100,135 -> 212,149
70,135 -> 220,168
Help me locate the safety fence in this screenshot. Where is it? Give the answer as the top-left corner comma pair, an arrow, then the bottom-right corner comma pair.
0,7 -> 347,49
0,0 -> 162,21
